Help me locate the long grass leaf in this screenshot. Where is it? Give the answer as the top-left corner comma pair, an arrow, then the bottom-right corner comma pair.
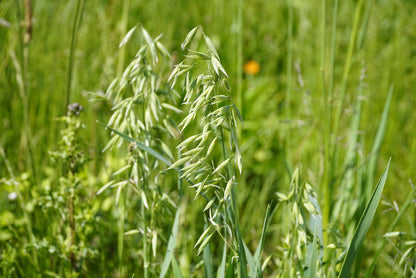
159,208 -> 180,278
203,222 -> 214,278
171,255 -> 183,278
246,205 -> 272,277
243,241 -> 257,278
366,85 -> 393,200
217,243 -> 227,278
98,122 -> 172,166
304,228 -> 318,278
365,185 -> 416,276
338,160 -> 391,278
225,257 -> 235,278
412,268 -> 416,278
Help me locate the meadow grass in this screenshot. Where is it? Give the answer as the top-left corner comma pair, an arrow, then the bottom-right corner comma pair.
1,0 -> 416,277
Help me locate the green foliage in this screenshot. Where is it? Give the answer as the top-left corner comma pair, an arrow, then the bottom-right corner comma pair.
1,0 -> 416,277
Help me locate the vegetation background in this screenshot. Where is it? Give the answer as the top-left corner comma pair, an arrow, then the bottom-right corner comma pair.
1,0 -> 415,277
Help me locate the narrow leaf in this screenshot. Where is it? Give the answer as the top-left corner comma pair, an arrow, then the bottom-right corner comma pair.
171,255 -> 183,278
366,85 -> 393,200
217,243 -> 227,278
98,122 -> 172,166
338,160 -> 391,278
203,221 -> 214,278
304,228 -> 318,278
160,208 -> 180,278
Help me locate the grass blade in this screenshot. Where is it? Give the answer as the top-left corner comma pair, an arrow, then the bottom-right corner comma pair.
338,160 -> 391,278
159,208 -> 180,278
365,184 -> 416,276
243,241 -> 256,278
412,268 -> 416,278
171,255 -> 183,278
98,121 -> 172,166
365,85 -> 393,200
203,221 -> 214,278
304,228 -> 318,278
244,205 -> 272,277
225,257 -> 235,278
217,243 -> 227,278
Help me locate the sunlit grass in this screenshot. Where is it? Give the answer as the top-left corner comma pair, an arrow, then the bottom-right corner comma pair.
1,0 -> 416,277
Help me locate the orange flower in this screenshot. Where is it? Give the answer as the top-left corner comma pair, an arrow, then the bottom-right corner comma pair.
243,60 -> 260,75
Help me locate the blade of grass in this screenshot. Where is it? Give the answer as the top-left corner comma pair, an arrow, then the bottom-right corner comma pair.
203,220 -> 214,278
365,85 -> 393,201
98,122 -> 172,166
247,205 -> 272,277
308,193 -> 323,261
338,160 -> 391,278
160,208 -> 180,278
226,257 -> 235,278
411,268 -> 416,278
304,227 -> 318,278
365,184 -> 416,276
66,0 -> 85,107
243,241 -> 256,278
171,255 -> 183,278
217,243 -> 227,278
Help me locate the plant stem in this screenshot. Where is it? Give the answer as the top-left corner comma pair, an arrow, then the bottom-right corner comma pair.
66,0 -> 85,108
141,194 -> 149,278
322,0 -> 339,252
69,184 -> 77,270
218,126 -> 247,277
117,0 -> 130,76
285,0 -> 293,178
331,0 -> 363,152
236,0 -> 243,117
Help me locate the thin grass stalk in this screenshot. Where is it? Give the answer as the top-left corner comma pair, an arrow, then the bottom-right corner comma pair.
332,0 -> 363,129
117,195 -> 125,277
285,0 -> 294,178
322,0 -> 339,254
218,126 -> 247,277
236,0 -> 243,117
10,1 -> 39,270
66,0 -> 85,108
142,188 -> 149,278
22,0 -> 37,182
117,0 -> 130,76
330,0 -> 363,161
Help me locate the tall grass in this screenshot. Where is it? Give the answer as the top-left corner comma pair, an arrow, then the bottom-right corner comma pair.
1,0 -> 416,277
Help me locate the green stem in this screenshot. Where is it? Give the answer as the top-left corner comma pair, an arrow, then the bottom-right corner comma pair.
117,0 -> 130,76
218,126 -> 247,277
236,0 -> 243,117
323,0 -> 339,251
66,0 -> 85,108
141,195 -> 149,278
117,195 -> 125,277
331,0 -> 363,149
285,0 -> 294,178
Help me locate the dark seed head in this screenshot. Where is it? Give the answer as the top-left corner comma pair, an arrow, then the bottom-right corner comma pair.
67,103 -> 84,116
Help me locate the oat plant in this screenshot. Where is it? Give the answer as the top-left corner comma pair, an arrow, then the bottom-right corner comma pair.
167,26 -> 264,277
96,25 -> 180,277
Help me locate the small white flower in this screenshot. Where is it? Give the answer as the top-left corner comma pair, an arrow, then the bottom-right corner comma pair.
8,192 -> 17,201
